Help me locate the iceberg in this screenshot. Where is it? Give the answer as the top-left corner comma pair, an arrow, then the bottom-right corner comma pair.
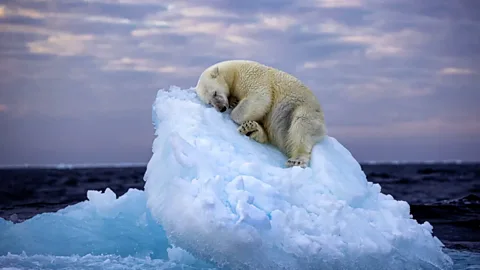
0,86 -> 460,269
144,86 -> 453,270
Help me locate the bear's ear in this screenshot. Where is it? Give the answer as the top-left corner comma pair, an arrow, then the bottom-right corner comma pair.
210,66 -> 220,79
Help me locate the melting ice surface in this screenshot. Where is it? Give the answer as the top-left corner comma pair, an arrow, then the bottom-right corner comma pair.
0,86 -> 475,269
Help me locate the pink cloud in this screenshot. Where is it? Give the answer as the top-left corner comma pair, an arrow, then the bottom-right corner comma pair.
0,104 -> 8,112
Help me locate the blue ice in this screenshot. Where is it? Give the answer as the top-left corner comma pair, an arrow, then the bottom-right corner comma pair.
1,86 -> 474,269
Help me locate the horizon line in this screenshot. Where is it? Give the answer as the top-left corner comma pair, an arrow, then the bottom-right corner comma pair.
0,160 -> 478,169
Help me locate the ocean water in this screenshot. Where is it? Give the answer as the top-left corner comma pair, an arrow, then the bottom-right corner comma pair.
0,163 -> 478,269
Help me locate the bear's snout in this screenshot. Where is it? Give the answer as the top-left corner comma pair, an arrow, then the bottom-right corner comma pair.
211,94 -> 228,113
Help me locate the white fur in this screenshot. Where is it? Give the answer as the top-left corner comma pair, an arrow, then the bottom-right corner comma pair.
195,60 -> 327,168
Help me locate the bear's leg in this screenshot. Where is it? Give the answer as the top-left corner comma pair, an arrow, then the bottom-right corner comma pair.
230,94 -> 271,125
285,107 -> 325,168
238,120 -> 268,144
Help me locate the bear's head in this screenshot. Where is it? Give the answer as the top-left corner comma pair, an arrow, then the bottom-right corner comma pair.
195,65 -> 229,113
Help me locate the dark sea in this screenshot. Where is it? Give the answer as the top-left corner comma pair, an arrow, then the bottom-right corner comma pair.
0,163 -> 479,269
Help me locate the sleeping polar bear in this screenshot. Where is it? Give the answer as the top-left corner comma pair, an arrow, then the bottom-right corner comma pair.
195,60 -> 327,168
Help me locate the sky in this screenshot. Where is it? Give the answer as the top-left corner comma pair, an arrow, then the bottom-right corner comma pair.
0,0 -> 479,165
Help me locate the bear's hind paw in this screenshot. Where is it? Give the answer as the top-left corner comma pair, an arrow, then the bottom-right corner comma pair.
286,157 -> 308,168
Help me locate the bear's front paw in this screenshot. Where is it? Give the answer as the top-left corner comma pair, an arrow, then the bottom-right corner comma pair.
286,157 -> 308,168
238,120 -> 259,136
228,96 -> 239,109
238,120 -> 268,144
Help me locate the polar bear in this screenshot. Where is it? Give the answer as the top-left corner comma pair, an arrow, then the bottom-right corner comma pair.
195,60 -> 327,168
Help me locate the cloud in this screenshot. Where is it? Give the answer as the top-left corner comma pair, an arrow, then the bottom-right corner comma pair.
27,33 -> 95,56
0,23 -> 60,36
331,118 -> 480,139
0,104 -> 7,112
301,19 -> 427,58
5,0 -> 166,20
302,60 -> 340,69
315,0 -> 363,8
439,67 -> 476,75
102,57 -> 202,75
0,0 -> 479,164
257,14 -> 297,31
0,5 -> 5,18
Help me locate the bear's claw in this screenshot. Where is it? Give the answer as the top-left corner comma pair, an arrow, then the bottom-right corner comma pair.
286,158 -> 308,168
228,96 -> 239,109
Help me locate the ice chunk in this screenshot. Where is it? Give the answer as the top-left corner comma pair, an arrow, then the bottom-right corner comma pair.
0,188 -> 214,269
0,188 -> 168,258
144,86 -> 454,270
